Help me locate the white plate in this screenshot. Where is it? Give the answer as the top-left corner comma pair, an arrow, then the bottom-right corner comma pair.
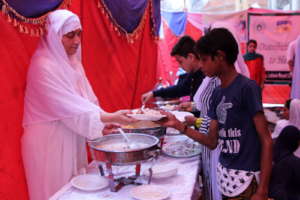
160,104 -> 176,111
170,111 -> 194,122
144,164 -> 178,179
166,127 -> 181,135
162,140 -> 202,158
127,113 -> 166,121
130,185 -> 170,200
71,174 -> 109,191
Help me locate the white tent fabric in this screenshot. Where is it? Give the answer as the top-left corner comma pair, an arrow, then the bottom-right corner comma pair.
291,37 -> 300,99
22,10 -> 104,200
289,99 -> 300,129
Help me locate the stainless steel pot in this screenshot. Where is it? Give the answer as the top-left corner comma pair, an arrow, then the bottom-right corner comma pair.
88,133 -> 160,165
153,99 -> 181,107
121,126 -> 166,138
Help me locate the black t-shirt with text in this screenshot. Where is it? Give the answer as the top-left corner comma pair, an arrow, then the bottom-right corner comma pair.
208,74 -> 263,171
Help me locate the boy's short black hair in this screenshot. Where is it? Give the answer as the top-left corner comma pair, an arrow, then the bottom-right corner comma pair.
194,28 -> 238,65
247,39 -> 257,47
171,36 -> 197,58
285,99 -> 292,109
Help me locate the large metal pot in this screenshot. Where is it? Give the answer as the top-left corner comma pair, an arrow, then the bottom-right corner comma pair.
88,133 -> 160,165
121,126 -> 166,138
153,99 -> 181,107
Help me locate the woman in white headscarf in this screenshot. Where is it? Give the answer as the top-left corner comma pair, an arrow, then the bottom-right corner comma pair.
21,10 -> 134,200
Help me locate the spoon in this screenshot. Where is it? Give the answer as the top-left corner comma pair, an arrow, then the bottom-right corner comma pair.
140,104 -> 146,113
117,128 -> 133,149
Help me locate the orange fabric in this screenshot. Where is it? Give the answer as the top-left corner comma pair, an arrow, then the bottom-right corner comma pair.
245,57 -> 266,86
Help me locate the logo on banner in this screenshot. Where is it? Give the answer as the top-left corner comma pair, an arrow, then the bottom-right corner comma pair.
276,20 -> 292,33
253,21 -> 266,33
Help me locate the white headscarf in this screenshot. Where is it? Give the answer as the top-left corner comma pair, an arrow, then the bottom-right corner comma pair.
289,99 -> 300,129
23,10 -> 101,126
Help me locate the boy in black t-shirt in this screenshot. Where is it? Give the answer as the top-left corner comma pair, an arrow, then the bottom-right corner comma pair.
159,28 -> 272,200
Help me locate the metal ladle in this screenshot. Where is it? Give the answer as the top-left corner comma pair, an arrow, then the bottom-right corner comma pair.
117,128 -> 133,149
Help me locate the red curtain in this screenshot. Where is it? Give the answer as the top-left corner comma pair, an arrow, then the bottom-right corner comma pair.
0,15 -> 39,200
81,0 -> 157,111
0,0 -> 157,199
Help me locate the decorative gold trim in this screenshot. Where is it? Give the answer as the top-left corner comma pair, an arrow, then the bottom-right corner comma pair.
98,0 -> 154,43
1,0 -> 72,36
149,0 -> 159,41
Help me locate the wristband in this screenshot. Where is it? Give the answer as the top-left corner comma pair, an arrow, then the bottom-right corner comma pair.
195,118 -> 203,128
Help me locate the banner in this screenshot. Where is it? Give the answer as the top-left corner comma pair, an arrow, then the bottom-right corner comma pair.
188,10 -> 248,53
249,13 -> 300,71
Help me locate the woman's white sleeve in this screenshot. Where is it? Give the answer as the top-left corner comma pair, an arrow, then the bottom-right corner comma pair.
62,111 -> 104,140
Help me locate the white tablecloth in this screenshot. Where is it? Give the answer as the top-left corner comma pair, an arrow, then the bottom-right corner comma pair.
50,135 -> 201,200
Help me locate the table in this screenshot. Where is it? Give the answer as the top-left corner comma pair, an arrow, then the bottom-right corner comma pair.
50,135 -> 201,200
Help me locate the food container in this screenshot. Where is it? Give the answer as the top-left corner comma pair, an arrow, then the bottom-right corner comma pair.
121,121 -> 166,138
122,127 -> 166,138
88,133 -> 160,165
153,99 -> 181,108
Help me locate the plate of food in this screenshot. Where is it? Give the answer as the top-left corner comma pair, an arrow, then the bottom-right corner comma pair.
170,111 -> 194,122
130,185 -> 170,200
128,108 -> 166,121
144,164 -> 178,179
166,127 -> 181,135
160,104 -> 176,111
162,140 -> 202,158
71,174 -> 109,191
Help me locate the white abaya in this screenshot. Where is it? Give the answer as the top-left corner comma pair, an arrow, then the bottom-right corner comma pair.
21,10 -> 104,200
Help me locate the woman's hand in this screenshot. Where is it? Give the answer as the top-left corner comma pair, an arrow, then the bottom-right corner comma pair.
102,123 -> 120,135
112,110 -> 137,124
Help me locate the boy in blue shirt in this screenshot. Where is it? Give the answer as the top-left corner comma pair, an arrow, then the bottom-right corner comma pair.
159,28 -> 272,200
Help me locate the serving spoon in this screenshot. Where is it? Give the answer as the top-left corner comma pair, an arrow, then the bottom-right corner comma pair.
117,128 -> 133,149
140,104 -> 146,113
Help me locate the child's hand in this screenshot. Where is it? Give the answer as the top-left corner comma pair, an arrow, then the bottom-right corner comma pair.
184,116 -> 197,126
157,111 -> 182,130
178,102 -> 193,112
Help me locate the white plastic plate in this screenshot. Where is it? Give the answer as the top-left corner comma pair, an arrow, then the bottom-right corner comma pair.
130,185 -> 170,200
170,111 -> 194,122
127,113 -> 166,121
71,174 -> 109,191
